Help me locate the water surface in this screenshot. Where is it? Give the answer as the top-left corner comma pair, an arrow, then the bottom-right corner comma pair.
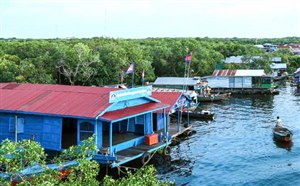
157,85 -> 300,186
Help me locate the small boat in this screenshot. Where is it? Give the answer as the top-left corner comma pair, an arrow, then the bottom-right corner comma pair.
273,127 -> 293,142
174,109 -> 215,120
1,159 -> 84,185
197,93 -> 231,102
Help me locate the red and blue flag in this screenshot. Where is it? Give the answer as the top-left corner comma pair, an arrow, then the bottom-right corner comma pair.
126,63 -> 134,74
185,54 -> 192,63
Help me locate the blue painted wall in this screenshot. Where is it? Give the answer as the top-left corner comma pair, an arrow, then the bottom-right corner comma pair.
144,113 -> 152,135
0,114 -> 15,141
127,118 -> 135,132
96,121 -> 102,149
41,116 -> 62,150
0,113 -> 62,151
156,113 -> 165,130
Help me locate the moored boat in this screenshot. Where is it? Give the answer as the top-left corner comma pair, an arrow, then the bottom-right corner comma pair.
174,109 -> 215,120
273,127 -> 293,142
197,93 -> 231,102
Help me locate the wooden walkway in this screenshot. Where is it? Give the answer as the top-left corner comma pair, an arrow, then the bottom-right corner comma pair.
168,122 -> 192,138
114,142 -> 165,163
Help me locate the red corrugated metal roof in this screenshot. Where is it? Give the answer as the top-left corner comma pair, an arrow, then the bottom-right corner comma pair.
0,83 -> 170,120
101,102 -> 169,121
0,83 -> 117,118
152,92 -> 181,113
212,70 -> 237,76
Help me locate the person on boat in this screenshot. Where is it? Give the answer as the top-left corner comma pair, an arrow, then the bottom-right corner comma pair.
207,86 -> 212,95
275,116 -> 283,128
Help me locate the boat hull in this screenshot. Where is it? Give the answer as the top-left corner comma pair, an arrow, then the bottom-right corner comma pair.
175,110 -> 214,120
197,93 -> 230,102
273,127 -> 293,142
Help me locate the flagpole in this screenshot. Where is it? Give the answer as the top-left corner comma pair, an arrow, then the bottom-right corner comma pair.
132,69 -> 135,88
187,53 -> 192,79
142,70 -> 144,86
184,59 -> 187,91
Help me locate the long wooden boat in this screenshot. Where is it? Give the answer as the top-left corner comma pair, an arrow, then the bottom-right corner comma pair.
273,127 -> 293,142
1,157 -> 92,185
197,93 -> 231,102
174,110 -> 215,120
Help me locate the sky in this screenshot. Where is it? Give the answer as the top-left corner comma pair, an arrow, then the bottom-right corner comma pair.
0,0 -> 299,39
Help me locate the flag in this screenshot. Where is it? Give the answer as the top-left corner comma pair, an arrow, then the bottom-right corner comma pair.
142,70 -> 144,81
185,54 -> 192,63
126,63 -> 134,74
120,70 -> 124,83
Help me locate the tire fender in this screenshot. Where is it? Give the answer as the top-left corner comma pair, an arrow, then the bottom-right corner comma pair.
141,152 -> 151,165
163,146 -> 171,156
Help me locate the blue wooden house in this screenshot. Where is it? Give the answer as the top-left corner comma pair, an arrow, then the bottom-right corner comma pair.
152,91 -> 194,142
0,83 -> 170,167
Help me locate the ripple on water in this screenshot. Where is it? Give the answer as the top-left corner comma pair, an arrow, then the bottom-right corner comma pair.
157,86 -> 300,185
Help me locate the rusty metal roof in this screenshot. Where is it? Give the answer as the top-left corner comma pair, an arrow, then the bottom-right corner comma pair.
0,83 -> 170,120
0,83 -> 118,118
212,70 -> 237,76
152,92 -> 182,113
212,70 -> 266,77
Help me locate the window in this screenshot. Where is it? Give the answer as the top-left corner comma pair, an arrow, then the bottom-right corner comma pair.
9,117 -> 24,133
79,122 -> 94,141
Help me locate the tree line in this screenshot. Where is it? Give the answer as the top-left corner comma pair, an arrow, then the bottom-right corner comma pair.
0,37 -> 299,86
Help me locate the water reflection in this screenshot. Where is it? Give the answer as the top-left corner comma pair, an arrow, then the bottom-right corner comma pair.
273,139 -> 293,151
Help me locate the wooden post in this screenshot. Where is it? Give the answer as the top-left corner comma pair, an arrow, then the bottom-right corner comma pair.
109,122 -> 113,155
15,115 -> 18,142
163,108 -> 167,135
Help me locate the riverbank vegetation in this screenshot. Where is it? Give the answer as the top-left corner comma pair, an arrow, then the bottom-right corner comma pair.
0,136 -> 170,185
0,37 -> 299,86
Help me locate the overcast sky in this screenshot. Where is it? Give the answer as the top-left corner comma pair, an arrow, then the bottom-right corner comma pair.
1,0 -> 299,39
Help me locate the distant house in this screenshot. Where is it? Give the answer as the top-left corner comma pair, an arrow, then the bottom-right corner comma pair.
277,44 -> 300,56
270,63 -> 287,77
293,68 -> 300,84
224,56 -> 243,64
153,77 -> 201,91
224,56 -> 265,64
0,83 -> 170,167
203,69 -> 273,90
271,57 -> 282,63
262,43 -> 278,52
255,43 -> 278,52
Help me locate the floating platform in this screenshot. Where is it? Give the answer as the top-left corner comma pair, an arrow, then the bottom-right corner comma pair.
211,88 -> 279,95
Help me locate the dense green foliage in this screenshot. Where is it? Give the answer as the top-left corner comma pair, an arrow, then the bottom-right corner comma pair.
0,136 -> 169,185
102,165 -> 172,186
0,37 -> 299,86
0,136 -> 99,185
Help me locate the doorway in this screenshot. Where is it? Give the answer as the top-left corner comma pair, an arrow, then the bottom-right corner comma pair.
61,118 -> 77,149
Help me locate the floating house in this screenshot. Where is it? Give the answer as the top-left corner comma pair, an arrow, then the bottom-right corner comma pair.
203,69 -> 274,94
293,68 -> 300,83
0,83 -> 170,168
293,68 -> 300,96
152,90 -> 194,141
270,63 -> 287,77
153,77 -> 199,104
